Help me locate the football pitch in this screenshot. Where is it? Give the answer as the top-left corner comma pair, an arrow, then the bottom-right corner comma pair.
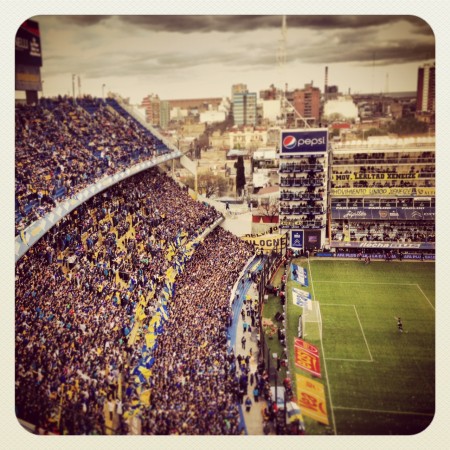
266,258 -> 435,435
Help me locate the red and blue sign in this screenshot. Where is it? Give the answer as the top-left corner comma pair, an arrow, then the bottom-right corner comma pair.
281,129 -> 328,154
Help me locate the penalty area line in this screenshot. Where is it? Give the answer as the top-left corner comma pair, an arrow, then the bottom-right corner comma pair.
415,284 -> 435,311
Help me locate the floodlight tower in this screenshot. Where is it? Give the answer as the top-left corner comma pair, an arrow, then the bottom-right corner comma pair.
276,16 -> 310,129
276,16 -> 287,127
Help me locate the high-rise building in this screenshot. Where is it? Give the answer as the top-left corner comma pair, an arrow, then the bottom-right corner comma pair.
260,84 -> 280,100
231,83 -> 248,96
233,91 -> 257,126
140,94 -> 161,126
416,62 -> 435,113
159,100 -> 170,129
291,83 -> 321,123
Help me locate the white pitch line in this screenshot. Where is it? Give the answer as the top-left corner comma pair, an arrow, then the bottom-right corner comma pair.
415,284 -> 435,311
320,303 -> 374,362
321,303 -> 358,307
333,405 -> 434,417
307,258 -> 337,435
325,357 -> 373,363
353,305 -> 373,362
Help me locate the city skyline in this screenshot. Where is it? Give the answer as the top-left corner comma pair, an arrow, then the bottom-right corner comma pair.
23,15 -> 435,104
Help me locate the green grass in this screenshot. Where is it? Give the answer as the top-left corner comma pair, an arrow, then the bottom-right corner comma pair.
262,268 -> 288,381
263,258 -> 435,435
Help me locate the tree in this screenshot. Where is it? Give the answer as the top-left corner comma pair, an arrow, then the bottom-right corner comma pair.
185,173 -> 228,198
388,117 -> 429,135
258,198 -> 280,222
359,127 -> 388,139
234,155 -> 246,197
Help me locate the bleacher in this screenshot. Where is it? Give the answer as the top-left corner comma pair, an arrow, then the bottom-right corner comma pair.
15,96 -> 172,236
15,168 -> 236,434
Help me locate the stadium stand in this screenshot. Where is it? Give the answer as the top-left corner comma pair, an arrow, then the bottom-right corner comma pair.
329,138 -> 435,256
15,96 -> 171,235
15,167 -> 260,434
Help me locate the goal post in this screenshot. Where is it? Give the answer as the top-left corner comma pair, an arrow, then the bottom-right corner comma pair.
301,300 -> 322,341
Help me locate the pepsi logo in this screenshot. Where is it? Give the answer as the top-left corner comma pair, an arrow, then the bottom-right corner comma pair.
283,135 -> 297,149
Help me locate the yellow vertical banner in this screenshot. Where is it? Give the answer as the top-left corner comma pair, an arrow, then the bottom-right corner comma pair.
296,374 -> 329,425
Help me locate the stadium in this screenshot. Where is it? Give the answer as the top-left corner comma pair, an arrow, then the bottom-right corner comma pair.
14,17 -> 435,437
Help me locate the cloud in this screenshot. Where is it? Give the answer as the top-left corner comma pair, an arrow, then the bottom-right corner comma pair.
57,16 -> 112,26
297,40 -> 435,65
57,15 -> 433,36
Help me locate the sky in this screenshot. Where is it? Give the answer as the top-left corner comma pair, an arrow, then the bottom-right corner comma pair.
23,14 -> 435,104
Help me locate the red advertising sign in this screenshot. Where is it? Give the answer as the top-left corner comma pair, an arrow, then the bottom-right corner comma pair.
294,338 -> 321,377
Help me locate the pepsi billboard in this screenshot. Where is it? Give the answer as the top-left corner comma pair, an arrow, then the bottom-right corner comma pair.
281,129 -> 328,154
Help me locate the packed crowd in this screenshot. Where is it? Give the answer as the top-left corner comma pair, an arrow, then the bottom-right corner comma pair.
332,166 -> 435,178
15,96 -> 170,235
15,168 -> 225,434
280,174 -> 325,188
139,227 -> 254,435
332,179 -> 434,189
331,220 -> 435,243
332,151 -> 435,165
279,217 -> 325,229
332,197 -> 435,208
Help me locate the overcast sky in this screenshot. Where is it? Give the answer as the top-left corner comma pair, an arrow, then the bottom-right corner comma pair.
24,15 -> 435,104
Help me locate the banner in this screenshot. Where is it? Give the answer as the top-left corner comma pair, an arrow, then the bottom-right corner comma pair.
241,233 -> 287,254
281,128 -> 328,155
296,374 -> 329,425
331,187 -> 435,197
331,241 -> 435,250
334,252 -> 435,260
291,263 -> 308,286
332,172 -> 419,181
290,230 -> 304,248
292,288 -> 312,308
331,207 -> 435,221
294,338 -> 321,378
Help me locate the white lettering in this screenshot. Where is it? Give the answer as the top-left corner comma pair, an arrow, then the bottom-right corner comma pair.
297,137 -> 325,147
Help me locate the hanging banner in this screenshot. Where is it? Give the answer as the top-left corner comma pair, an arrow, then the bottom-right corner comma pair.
296,374 -> 329,425
331,207 -> 435,221
292,288 -> 312,308
290,230 -> 304,248
294,338 -> 321,378
332,172 -> 419,181
291,263 -> 308,286
331,187 -> 435,196
331,241 -> 435,250
241,233 -> 287,254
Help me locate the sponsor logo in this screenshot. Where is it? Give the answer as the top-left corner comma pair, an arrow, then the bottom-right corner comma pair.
343,210 -> 367,219
379,210 -> 388,219
283,135 -> 297,149
296,137 -> 326,146
359,242 -> 422,249
282,132 -> 327,150
411,210 -> 423,219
